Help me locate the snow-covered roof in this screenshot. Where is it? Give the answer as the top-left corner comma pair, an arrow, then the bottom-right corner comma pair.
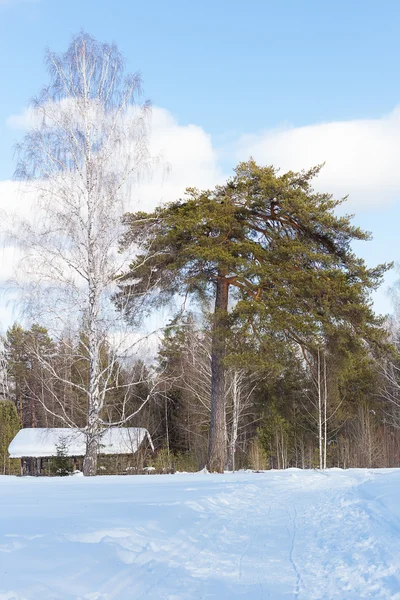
8,427 -> 154,458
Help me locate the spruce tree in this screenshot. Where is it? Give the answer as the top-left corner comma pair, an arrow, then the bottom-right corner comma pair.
51,437 -> 73,476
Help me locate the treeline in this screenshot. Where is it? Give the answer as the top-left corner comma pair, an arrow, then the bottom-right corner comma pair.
2,311 -> 400,475
159,311 -> 400,471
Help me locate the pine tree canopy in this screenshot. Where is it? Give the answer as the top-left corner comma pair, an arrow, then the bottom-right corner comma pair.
119,159 -> 390,351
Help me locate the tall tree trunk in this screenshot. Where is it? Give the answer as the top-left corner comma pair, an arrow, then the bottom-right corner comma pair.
207,275 -> 229,472
323,354 -> 327,470
83,191 -> 101,477
317,349 -> 323,470
230,370 -> 240,472
83,297 -> 101,475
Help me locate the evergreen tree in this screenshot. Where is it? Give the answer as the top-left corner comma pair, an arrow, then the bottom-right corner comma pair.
0,400 -> 21,475
4,324 -> 27,423
120,160 -> 390,471
51,437 -> 73,476
5,323 -> 54,428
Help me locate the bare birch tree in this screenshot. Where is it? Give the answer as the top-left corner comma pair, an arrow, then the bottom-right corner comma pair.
226,369 -> 258,471
159,319 -> 259,469
12,32 -> 157,475
301,348 -> 330,470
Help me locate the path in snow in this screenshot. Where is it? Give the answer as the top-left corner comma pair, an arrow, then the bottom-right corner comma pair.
0,469 -> 400,599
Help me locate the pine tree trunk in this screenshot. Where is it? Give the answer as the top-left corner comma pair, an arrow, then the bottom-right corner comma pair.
207,275 -> 229,473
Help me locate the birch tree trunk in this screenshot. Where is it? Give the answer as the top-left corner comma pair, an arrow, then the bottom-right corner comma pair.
230,370 -> 239,472
323,354 -> 328,470
317,349 -> 323,470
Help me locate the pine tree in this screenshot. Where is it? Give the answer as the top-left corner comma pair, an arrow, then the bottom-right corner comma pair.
5,324 -> 27,423
119,160 -> 390,472
5,323 -> 55,428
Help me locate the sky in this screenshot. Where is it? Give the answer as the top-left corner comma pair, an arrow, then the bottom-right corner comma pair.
1,0 -> 400,328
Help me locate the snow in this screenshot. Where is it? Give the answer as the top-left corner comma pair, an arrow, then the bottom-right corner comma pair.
8,427 -> 154,458
1,469 -> 400,599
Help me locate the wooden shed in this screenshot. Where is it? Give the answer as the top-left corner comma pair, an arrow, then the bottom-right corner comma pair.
8,427 -> 154,475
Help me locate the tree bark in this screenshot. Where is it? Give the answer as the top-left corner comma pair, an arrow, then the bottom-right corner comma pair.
323,354 -> 327,470
317,349 -> 323,470
207,275 -> 229,473
230,370 -> 239,472
83,433 -> 99,476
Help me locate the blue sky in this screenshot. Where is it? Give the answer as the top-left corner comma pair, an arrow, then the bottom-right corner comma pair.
1,0 -> 400,319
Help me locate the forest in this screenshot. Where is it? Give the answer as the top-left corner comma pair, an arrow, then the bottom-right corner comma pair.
1,32 -> 400,477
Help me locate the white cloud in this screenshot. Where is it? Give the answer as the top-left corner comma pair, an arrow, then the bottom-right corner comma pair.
134,107 -> 225,210
9,104 -> 400,210
6,108 -> 37,129
2,104 -> 400,327
0,180 -> 36,220
235,107 -> 400,208
5,105 -> 225,211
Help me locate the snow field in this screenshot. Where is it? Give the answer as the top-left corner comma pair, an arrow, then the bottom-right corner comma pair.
0,469 -> 400,599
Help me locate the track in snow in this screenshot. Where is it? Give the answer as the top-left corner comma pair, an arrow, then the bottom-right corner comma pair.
1,469 -> 400,599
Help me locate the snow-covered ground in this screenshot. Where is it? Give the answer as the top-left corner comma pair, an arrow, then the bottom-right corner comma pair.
1,469 -> 400,600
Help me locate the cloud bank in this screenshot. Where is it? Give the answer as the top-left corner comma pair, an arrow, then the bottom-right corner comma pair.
7,103 -> 400,211
2,104 -> 400,327
235,107 -> 400,209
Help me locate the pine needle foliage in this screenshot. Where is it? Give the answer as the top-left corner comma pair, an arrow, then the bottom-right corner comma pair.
0,400 -> 21,475
119,159 -> 391,470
